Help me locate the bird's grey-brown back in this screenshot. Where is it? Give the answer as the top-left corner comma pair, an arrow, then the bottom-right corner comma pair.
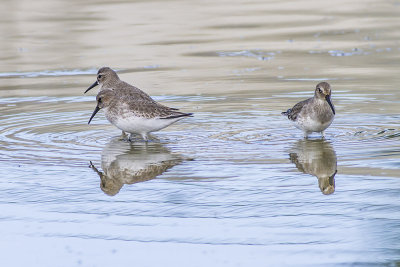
108,91 -> 191,120
282,82 -> 335,137
93,89 -> 189,120
86,67 -> 153,100
282,98 -> 312,121
88,88 -> 192,141
85,67 -> 178,110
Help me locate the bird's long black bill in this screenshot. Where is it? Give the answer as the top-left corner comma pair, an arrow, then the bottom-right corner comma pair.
84,81 -> 99,94
88,106 -> 100,124
325,95 -> 335,115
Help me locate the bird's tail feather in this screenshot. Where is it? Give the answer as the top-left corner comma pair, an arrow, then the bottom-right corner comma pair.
281,109 -> 291,116
161,113 -> 193,120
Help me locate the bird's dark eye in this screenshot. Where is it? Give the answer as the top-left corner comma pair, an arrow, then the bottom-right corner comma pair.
98,74 -> 102,79
318,88 -> 322,94
98,97 -> 102,103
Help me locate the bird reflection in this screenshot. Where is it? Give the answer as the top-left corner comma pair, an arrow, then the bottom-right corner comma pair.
89,137 -> 183,196
289,139 -> 337,195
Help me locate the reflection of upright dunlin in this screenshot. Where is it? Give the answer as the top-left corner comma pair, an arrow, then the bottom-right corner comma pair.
85,67 -> 192,141
282,82 -> 335,138
89,137 -> 183,196
289,139 -> 337,195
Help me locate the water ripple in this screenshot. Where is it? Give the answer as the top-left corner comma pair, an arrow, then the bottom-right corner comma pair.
0,69 -> 97,78
0,65 -> 163,79
186,50 -> 280,61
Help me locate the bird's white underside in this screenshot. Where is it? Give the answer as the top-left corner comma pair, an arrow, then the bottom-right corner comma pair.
294,116 -> 333,135
112,115 -> 183,136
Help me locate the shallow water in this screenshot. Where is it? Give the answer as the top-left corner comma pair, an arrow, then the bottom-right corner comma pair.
1,0 -> 400,266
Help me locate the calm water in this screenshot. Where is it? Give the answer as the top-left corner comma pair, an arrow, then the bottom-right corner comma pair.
1,0 -> 400,266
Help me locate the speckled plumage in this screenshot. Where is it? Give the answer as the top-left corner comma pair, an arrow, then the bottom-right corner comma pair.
85,67 -> 178,110
88,89 -> 192,141
102,89 -> 191,120
282,82 -> 335,138
86,67 -> 192,141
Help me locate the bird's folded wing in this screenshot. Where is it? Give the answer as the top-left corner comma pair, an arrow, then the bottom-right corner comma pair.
286,99 -> 309,121
124,100 -> 188,119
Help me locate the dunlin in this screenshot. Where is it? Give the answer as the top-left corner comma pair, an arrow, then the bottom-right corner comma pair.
282,82 -> 335,138
88,89 -> 192,141
85,67 -> 177,110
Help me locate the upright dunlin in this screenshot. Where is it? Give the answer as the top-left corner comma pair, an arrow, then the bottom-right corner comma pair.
282,82 -> 335,138
88,89 -> 192,141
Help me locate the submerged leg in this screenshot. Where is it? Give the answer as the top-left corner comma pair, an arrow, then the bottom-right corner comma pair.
120,131 -> 128,140
321,130 -> 325,138
128,133 -> 136,142
303,131 -> 309,139
141,133 -> 149,142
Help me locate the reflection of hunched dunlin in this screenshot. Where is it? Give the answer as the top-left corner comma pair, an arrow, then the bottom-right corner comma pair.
289,139 -> 337,195
85,67 -> 191,140
282,82 -> 335,138
89,137 -> 183,196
